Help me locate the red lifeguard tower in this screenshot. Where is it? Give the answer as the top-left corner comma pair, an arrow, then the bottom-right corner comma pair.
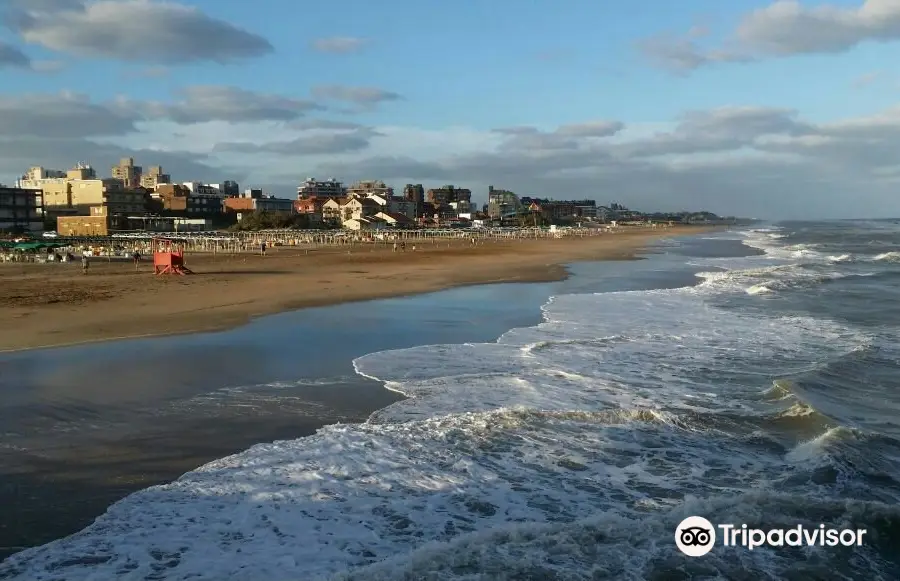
153,237 -> 193,275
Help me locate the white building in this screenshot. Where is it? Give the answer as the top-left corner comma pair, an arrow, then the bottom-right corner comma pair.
343,216 -> 387,231
297,177 -> 346,198
182,182 -> 224,197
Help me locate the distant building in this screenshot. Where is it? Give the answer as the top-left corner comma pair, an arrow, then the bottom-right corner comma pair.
223,194 -> 293,215
297,177 -> 346,199
239,188 -> 263,199
112,157 -> 142,189
293,198 -> 326,224
343,216 -> 387,231
255,196 -> 294,214
427,185 -> 472,213
520,197 -> 578,221
294,197 -> 326,215
374,211 -> 415,228
156,184 -> 220,215
57,215 -> 122,237
155,184 -> 190,212
18,166 -> 66,182
322,198 -> 344,224
0,186 -> 43,232
572,199 -> 597,218
487,185 -> 519,219
140,166 -> 171,189
124,216 -> 212,233
347,179 -> 392,199
19,163 -> 145,218
403,184 -> 424,213
178,182 -> 225,214
223,197 -> 254,213
188,194 -> 222,214
222,180 -> 240,197
56,214 -> 212,236
182,182 -> 222,196
341,197 -> 381,222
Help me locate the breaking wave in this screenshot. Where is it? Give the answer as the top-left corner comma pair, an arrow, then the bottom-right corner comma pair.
3,225 -> 898,580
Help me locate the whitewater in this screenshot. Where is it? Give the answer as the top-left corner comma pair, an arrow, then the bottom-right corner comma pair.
2,226 -> 899,580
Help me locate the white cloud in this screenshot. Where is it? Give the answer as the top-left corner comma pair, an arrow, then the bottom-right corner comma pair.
641,0 -> 900,71
3,89 -> 900,219
310,85 -> 402,111
137,86 -> 323,124
5,0 -> 272,64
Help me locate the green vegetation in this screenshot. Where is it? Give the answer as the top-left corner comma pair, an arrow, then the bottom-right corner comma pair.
516,210 -> 550,227
228,211 -> 311,231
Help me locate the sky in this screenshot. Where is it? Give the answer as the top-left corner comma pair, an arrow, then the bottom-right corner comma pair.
1,0 -> 899,219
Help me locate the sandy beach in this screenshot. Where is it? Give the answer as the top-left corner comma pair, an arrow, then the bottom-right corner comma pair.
0,226 -> 710,352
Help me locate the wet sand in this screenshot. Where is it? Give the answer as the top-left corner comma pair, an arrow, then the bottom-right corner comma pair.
0,276 -> 573,560
0,226 -> 712,560
0,378 -> 402,560
0,227 -> 707,353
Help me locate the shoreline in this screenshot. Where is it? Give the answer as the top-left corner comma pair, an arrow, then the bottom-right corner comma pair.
0,226 -> 719,562
0,228 -> 740,577
0,226 -> 715,353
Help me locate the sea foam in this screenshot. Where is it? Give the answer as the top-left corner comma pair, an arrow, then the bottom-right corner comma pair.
0,228 -> 887,581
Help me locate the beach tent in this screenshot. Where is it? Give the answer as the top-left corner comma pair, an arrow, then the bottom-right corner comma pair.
11,242 -> 67,251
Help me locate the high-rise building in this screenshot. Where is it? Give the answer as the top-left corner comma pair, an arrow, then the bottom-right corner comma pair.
222,180 -> 240,197
426,184 -> 471,206
112,157 -> 142,188
487,185 -> 519,219
16,163 -> 138,218
427,185 -> 472,214
19,166 -> 66,182
403,184 -> 424,207
140,166 -> 171,189
297,177 -> 346,199
0,186 -> 43,232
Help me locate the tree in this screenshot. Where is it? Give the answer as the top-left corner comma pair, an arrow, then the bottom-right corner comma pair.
229,211 -> 311,231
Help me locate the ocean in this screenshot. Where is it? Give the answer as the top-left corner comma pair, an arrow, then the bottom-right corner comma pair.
2,221 -> 900,580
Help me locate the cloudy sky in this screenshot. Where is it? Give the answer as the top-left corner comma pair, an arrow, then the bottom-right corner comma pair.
1,0 -> 899,218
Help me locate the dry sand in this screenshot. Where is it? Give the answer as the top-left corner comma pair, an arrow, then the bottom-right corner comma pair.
0,226 -> 711,352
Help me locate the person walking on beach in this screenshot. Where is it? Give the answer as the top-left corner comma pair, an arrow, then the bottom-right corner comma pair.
260,241 -> 267,256
81,254 -> 89,274
132,250 -> 141,270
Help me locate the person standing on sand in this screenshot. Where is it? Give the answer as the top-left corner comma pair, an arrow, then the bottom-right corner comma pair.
132,250 -> 141,270
81,254 -> 89,274
260,241 -> 267,256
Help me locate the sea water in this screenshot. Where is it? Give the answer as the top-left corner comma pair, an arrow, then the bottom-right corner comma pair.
3,222 -> 899,580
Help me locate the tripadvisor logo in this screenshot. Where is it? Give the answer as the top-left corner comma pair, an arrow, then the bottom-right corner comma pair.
675,516 -> 716,557
675,516 -> 868,556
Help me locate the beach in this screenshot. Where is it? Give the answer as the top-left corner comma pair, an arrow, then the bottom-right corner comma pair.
0,226 -> 705,352
4,223 -> 897,579
0,226 -> 705,560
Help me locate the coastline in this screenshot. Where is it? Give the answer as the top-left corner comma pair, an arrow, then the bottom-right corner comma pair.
0,241 -> 633,560
0,228 -> 758,579
0,226 -> 713,352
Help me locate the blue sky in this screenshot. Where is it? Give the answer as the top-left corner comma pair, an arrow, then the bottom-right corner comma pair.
1,0 -> 900,218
